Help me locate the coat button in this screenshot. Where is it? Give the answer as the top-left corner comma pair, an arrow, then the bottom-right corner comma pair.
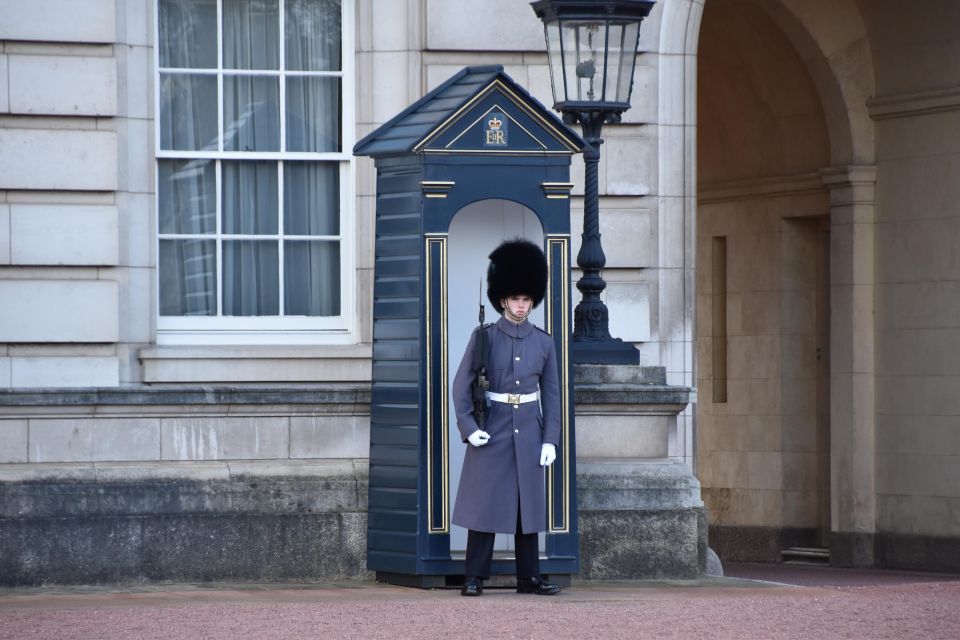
515,356 -> 520,361
515,380 -> 520,385
513,404 -> 519,409
514,429 -> 519,433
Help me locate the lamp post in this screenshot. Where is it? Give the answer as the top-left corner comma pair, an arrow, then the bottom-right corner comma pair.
531,0 -> 655,364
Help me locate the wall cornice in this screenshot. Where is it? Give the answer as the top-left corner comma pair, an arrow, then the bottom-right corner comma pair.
867,86 -> 960,121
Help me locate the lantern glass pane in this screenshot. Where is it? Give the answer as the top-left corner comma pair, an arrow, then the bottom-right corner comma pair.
563,20 -> 604,102
614,21 -> 640,104
545,20 -> 565,105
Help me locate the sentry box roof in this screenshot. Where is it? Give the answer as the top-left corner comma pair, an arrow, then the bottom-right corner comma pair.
354,65 -> 585,158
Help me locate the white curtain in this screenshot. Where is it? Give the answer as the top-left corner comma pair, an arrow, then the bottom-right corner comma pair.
158,0 -> 342,318
284,162 -> 340,316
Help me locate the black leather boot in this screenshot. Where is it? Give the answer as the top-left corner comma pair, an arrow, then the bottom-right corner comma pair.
461,576 -> 483,596
516,576 -> 561,595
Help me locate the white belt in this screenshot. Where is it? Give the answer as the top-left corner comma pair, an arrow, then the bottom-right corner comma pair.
486,391 -> 539,406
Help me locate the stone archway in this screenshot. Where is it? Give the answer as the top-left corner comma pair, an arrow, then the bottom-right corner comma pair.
657,0 -> 878,566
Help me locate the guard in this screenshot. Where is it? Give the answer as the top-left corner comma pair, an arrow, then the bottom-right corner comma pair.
451,239 -> 563,596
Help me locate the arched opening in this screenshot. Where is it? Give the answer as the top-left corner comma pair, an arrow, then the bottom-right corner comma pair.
446,198 -> 545,555
695,0 -> 834,559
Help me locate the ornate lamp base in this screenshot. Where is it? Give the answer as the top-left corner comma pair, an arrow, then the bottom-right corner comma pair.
572,339 -> 639,365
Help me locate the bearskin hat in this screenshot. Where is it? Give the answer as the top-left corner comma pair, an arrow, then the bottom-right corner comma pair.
486,239 -> 548,313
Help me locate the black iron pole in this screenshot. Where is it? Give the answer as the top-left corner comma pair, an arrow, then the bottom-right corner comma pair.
567,110 -> 639,364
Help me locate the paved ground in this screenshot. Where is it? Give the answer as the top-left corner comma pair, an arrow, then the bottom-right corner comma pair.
2,563 -> 959,639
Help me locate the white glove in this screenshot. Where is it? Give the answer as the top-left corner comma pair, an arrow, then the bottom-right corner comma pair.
467,430 -> 491,447
540,443 -> 556,466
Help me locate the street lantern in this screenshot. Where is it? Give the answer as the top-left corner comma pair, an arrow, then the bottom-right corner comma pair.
531,0 -> 655,364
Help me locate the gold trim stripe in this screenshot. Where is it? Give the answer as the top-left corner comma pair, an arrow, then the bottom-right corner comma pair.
545,236 -> 571,534
426,235 -> 450,534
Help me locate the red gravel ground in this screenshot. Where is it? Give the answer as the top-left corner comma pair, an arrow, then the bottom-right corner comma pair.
2,564 -> 959,640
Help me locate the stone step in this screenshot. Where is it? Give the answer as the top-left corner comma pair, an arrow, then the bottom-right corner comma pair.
781,546 -> 830,565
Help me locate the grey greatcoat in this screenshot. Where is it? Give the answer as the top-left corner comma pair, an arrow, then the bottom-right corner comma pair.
451,316 -> 562,534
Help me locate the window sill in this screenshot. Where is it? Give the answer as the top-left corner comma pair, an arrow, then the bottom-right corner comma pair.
140,344 -> 373,384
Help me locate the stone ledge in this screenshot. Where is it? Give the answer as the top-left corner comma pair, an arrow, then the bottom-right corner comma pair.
0,384 -> 372,407
573,363 -> 692,406
574,364 -> 667,385
0,459 -> 369,483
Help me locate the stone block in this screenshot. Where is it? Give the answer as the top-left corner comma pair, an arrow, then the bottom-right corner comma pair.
0,54 -> 8,113
371,0 -> 412,51
874,532 -> 960,574
12,357 -> 119,388
0,129 -> 117,191
746,451 -> 783,491
10,205 -> 119,265
0,476 -> 372,585
658,54 -> 687,126
117,267 -> 153,343
602,281 -> 650,342
290,415 -> 370,459
426,0 -> 543,51
0,0 -> 117,43
0,204 -> 9,264
120,0 -> 151,46
727,335 -> 779,380
0,420 -> 28,463
572,208 -> 652,269
576,414 -> 668,458
371,51 -> 412,124
117,192 -> 154,268
0,280 -> 119,342
578,509 -> 703,579
120,45 -> 152,119
161,417 -> 290,461
140,512 -> 369,582
781,490 -> 818,527
8,55 -> 117,116
603,134 -> 654,196
142,353 -> 372,383
29,418 -> 160,463
577,460 -> 706,578
0,517 -> 143,586
118,117 -> 152,193
658,124 -> 686,197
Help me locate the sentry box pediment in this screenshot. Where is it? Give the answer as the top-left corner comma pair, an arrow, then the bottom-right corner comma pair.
354,65 -> 583,159
355,66 -> 582,588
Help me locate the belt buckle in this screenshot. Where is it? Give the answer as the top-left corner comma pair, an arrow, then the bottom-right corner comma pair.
507,393 -> 521,405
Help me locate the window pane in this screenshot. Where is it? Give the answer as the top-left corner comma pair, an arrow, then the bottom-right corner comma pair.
222,161 -> 278,234
159,239 -> 217,316
223,0 -> 280,70
160,73 -> 219,150
159,0 -> 217,69
615,22 -> 640,104
286,77 -> 340,152
223,240 -> 279,315
285,241 -> 340,316
159,159 -> 216,234
284,163 -> 339,235
285,0 -> 341,71
224,75 -> 280,151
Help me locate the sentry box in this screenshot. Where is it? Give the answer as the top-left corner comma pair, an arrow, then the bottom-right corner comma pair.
354,66 -> 583,587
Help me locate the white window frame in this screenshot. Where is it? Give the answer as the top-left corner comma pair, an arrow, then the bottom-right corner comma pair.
153,0 -> 356,346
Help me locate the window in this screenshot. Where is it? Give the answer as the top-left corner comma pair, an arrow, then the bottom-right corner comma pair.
155,0 -> 353,344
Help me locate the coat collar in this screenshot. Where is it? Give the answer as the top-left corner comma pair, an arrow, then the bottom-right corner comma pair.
496,315 -> 533,338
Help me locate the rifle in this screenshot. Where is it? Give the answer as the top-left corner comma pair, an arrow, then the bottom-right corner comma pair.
471,278 -> 490,428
